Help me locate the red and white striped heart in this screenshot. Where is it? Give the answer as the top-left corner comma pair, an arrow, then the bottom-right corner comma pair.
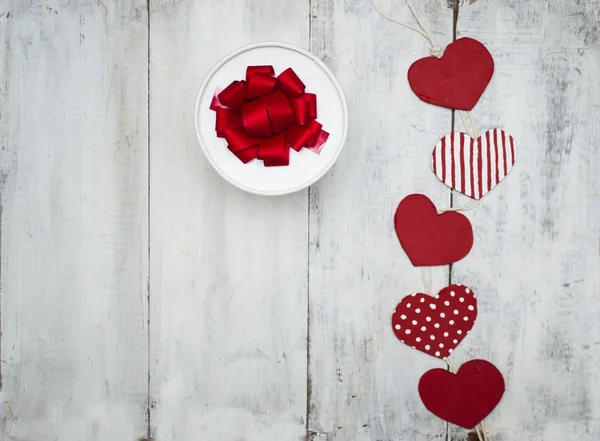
431,129 -> 516,200
391,284 -> 477,359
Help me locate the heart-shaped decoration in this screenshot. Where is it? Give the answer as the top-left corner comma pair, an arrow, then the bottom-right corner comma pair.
418,359 -> 505,429
394,194 -> 473,266
432,130 -> 516,200
408,37 -> 494,110
391,284 -> 477,359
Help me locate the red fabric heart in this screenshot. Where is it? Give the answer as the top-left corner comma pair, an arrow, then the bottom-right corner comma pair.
408,37 -> 494,111
394,194 -> 473,266
418,359 -> 505,429
391,284 -> 477,359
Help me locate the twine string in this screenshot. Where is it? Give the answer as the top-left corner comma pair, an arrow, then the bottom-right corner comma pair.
420,266 -> 433,294
438,199 -> 482,213
369,0 -> 443,57
475,424 -> 487,441
445,357 -> 458,373
370,1 -> 482,213
370,0 -> 481,140
459,110 -> 478,140
479,421 -> 490,441
458,110 -> 479,139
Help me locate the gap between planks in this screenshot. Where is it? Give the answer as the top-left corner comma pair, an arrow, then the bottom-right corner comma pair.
447,2 -> 461,441
449,5 -> 488,441
304,0 -> 463,440
146,1 -> 152,441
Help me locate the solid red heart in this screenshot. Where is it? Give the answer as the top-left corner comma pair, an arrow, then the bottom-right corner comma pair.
391,284 -> 477,359
408,37 -> 494,111
394,194 -> 473,266
418,359 -> 505,429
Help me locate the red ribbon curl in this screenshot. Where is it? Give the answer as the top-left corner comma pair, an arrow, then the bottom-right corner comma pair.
210,65 -> 329,166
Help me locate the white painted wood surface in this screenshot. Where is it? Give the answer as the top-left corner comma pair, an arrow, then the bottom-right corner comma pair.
0,1 -> 149,440
148,1 -> 309,441
450,2 -> 600,440
1,1 -> 599,441
307,1 -> 453,440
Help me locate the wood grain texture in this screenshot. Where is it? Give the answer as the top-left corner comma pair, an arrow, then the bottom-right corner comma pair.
148,1 -> 309,440
308,1 -> 456,440
0,1 -> 149,440
449,1 -> 600,440
1,1 -> 600,440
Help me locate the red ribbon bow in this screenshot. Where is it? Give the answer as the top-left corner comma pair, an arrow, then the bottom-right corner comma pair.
210,65 -> 329,166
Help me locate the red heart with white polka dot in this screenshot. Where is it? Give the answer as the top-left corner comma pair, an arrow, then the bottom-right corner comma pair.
391,284 -> 477,359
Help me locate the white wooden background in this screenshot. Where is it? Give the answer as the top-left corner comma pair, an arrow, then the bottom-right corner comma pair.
0,1 -> 599,440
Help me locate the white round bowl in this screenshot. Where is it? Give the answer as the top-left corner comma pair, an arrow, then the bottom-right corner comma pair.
195,42 -> 348,196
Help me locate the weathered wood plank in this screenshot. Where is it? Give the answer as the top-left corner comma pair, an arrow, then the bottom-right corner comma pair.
308,1 -> 456,440
449,1 -> 600,440
0,1 -> 149,440
148,1 -> 309,440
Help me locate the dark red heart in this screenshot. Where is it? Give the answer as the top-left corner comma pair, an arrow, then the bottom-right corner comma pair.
418,359 -> 505,429
392,284 -> 477,359
408,37 -> 494,111
394,194 -> 473,266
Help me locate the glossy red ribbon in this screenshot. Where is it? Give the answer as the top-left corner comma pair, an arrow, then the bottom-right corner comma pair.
210,65 -> 329,166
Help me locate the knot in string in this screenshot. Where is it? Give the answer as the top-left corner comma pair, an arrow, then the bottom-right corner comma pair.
429,46 -> 443,58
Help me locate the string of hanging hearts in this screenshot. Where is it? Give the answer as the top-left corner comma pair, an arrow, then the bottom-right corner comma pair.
370,0 -> 518,440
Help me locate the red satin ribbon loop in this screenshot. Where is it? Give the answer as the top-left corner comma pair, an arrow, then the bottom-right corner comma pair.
217,80 -> 246,112
309,128 -> 330,149
245,73 -> 277,99
211,65 -> 328,166
290,97 -> 309,125
241,99 -> 272,137
215,108 -> 242,138
258,133 -> 288,162
223,128 -> 258,153
277,68 -> 306,97
246,65 -> 275,81
263,90 -> 295,134
303,93 -> 318,118
228,144 -> 257,164
287,120 -> 323,151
